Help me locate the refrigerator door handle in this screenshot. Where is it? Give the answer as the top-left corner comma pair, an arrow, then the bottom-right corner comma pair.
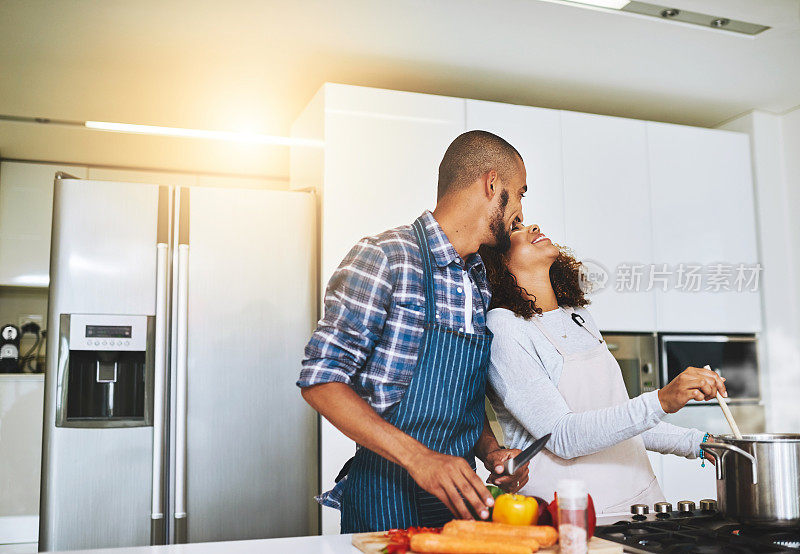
151,243 -> 169,545
174,244 -> 190,543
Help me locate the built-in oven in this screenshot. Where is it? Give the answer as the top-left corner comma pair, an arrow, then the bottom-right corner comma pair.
605,333 -> 660,399
659,334 -> 760,404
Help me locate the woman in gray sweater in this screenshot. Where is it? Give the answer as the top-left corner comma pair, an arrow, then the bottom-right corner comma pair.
478,223 -> 725,514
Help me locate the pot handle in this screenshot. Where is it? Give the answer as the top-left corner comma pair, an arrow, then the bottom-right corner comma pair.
700,442 -> 758,485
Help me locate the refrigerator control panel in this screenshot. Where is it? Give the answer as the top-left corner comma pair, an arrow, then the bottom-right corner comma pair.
68,314 -> 149,351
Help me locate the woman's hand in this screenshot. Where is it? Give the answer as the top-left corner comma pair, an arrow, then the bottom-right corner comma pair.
484,448 -> 530,493
658,366 -> 728,413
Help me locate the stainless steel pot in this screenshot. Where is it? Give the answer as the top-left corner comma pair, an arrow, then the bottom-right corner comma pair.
701,433 -> 800,527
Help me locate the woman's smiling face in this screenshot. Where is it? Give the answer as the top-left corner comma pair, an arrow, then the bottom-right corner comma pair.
505,223 -> 561,274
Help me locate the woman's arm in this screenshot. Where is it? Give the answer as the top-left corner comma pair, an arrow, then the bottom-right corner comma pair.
642,422 -> 707,458
488,327 -> 666,460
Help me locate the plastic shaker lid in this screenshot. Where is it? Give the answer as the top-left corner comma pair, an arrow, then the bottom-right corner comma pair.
556,479 -> 587,501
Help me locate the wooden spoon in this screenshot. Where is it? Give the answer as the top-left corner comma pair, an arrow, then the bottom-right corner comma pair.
704,364 -> 743,439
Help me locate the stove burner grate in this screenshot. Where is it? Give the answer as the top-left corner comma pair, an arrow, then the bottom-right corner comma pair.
663,545 -> 761,554
596,511 -> 800,553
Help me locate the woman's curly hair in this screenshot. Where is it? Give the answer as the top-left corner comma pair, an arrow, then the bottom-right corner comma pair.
478,243 -> 589,319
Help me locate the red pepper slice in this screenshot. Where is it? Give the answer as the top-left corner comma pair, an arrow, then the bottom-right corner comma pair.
382,526 -> 442,554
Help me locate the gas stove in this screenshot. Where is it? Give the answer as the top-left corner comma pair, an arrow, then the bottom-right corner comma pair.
594,500 -> 800,553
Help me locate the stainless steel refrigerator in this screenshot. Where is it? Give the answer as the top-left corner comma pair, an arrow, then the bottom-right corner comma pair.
39,175 -> 318,551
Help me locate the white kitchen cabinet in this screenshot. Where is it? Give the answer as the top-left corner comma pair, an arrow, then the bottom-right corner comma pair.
0,374 -> 44,546
0,162 -> 87,287
649,448 -> 717,508
658,454 -> 718,506
293,83 -> 466,286
648,123 -> 761,332
466,100 -> 565,243
291,83 -> 467,534
561,112 -> 657,332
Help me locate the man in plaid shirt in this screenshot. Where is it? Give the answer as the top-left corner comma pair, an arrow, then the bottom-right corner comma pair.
298,130 -> 531,530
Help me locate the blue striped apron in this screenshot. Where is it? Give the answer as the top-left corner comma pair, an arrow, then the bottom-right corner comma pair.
340,217 -> 493,533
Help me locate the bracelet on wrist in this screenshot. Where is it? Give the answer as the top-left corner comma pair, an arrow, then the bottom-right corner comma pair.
699,432 -> 710,467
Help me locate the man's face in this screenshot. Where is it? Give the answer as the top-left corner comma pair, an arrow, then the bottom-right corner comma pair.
488,157 -> 526,253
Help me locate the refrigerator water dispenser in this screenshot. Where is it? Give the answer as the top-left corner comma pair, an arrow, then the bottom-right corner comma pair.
56,313 -> 154,427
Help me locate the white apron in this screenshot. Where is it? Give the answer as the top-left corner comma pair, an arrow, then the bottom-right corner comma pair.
519,308 -> 665,514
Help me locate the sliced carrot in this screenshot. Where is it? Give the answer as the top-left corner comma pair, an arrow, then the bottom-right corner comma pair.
442,520 -> 558,547
410,532 -> 533,554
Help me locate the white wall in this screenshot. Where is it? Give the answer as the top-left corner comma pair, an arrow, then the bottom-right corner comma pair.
718,108 -> 800,432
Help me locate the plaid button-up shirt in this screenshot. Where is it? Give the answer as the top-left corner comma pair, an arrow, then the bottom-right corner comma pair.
298,210 -> 492,414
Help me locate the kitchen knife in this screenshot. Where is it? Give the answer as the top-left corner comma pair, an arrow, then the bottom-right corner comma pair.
503,433 -> 551,475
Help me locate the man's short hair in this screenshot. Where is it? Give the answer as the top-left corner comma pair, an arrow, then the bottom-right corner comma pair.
437,130 -> 523,200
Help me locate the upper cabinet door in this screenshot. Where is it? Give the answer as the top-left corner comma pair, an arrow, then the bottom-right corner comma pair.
0,162 -> 87,287
561,112 -> 656,332
321,84 -> 466,284
648,123 -> 761,332
466,100 -> 565,243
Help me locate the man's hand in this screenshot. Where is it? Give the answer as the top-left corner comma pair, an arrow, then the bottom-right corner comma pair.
405,449 -> 495,521
658,366 -> 728,413
302,384 -> 498,520
484,448 -> 529,493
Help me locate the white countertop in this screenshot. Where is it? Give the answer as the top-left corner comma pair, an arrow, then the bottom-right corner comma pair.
0,373 -> 44,381
47,535 -> 360,554
44,516 -> 635,553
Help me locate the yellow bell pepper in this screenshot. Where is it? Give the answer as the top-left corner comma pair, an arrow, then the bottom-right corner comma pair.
492,493 -> 539,526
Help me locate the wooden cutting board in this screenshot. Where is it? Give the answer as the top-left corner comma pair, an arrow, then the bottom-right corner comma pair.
352,530 -> 623,553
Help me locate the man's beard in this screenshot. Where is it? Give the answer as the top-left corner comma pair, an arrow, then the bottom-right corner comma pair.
490,189 -> 511,254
